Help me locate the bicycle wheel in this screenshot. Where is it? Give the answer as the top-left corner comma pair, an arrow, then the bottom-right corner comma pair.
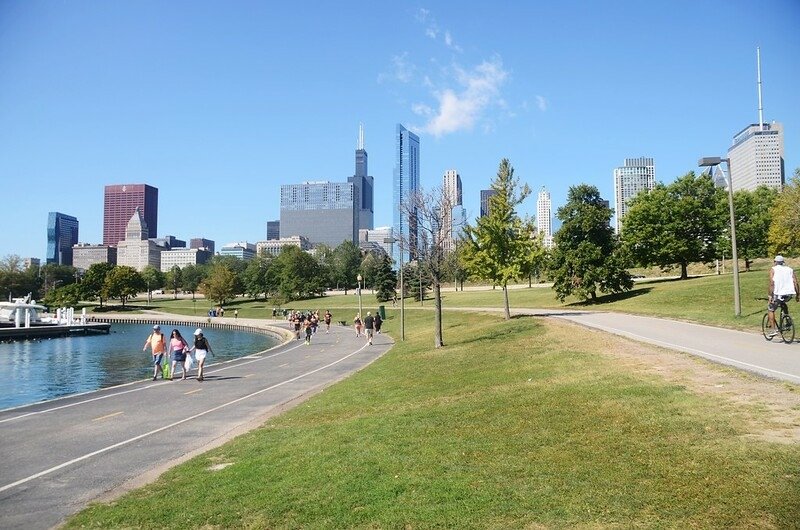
762,313 -> 775,341
779,312 -> 795,344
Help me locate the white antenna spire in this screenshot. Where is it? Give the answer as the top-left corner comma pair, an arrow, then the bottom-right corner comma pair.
757,47 -> 764,131
358,122 -> 365,150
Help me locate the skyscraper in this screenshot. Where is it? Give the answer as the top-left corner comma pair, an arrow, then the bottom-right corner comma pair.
116,208 -> 161,271
103,184 -> 158,247
348,123 -> 374,230
190,238 -> 215,254
443,170 -> 465,252
393,124 -> 420,265
46,212 -> 79,265
727,122 -> 784,191
266,220 -> 280,240
280,181 -> 359,247
536,187 -> 553,249
480,189 -> 497,218
613,157 -> 655,233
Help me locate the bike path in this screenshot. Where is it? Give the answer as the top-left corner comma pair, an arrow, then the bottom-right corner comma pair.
0,317 -> 391,530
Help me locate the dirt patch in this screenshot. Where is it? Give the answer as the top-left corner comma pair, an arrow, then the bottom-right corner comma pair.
544,318 -> 800,444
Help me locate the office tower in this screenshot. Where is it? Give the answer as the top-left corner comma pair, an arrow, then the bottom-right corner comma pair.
480,189 -> 497,218
190,238 -> 215,254
72,244 -> 117,271
116,208 -> 161,271
348,123 -> 374,230
613,157 -> 655,233
536,187 -> 554,249
103,184 -> 158,247
280,181 -> 359,247
219,242 -> 257,261
728,48 -> 785,192
393,124 -> 420,265
46,212 -> 79,266
443,170 -> 465,252
160,248 -> 211,272
360,226 -> 394,257
266,220 -> 281,240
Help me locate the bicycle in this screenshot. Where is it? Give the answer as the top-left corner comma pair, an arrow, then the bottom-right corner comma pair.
759,296 -> 795,343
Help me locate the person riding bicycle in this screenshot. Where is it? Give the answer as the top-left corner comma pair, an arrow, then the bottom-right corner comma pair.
767,255 -> 799,336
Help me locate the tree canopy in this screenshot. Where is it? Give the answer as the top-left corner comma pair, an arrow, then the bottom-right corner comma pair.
768,169 -> 800,257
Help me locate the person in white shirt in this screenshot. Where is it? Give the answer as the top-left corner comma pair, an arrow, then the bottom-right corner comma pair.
767,255 -> 799,335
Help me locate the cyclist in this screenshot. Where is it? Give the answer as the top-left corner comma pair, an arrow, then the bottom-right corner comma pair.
767,255 -> 799,336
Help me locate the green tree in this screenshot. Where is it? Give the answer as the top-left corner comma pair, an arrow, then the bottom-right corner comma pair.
717,186 -> 777,271
208,255 -> 246,295
164,266 -> 183,299
271,246 -> 322,300
519,217 -> 547,287
462,158 -> 532,319
181,264 -> 205,300
103,266 -> 144,307
768,169 -> 800,257
550,184 -> 632,301
44,283 -> 82,308
332,241 -> 362,293
360,252 -> 381,292
201,264 -> 238,305
313,244 -> 335,290
243,254 -> 273,300
372,254 -> 397,302
621,172 -> 722,279
80,262 -> 115,306
140,266 -> 164,304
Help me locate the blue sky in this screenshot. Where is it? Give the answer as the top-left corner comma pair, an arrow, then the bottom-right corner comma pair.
1,0 -> 799,260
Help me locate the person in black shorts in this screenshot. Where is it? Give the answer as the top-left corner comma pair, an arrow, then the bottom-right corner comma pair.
363,311 -> 375,345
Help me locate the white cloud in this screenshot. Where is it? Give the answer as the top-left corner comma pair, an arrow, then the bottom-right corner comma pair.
536,95 -> 548,111
416,57 -> 509,138
444,31 -> 462,53
378,52 -> 416,84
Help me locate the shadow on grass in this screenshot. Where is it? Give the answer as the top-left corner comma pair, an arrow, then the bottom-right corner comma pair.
565,287 -> 653,307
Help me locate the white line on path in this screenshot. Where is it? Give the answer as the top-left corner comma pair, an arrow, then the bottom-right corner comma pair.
0,341 -> 370,494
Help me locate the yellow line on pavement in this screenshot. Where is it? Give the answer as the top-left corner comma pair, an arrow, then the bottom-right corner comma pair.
279,363 -> 289,368
92,411 -> 123,422
184,389 -> 202,395
244,373 -> 255,378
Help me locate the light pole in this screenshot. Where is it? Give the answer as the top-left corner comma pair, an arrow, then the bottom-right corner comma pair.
699,156 -> 741,316
384,237 -> 404,341
357,273 -> 363,319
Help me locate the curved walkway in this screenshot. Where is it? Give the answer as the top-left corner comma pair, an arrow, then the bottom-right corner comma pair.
0,313 -> 391,529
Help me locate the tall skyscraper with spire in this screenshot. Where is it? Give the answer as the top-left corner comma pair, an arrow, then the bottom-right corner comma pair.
348,123 -> 374,230
393,124 -> 420,265
536,187 -> 553,249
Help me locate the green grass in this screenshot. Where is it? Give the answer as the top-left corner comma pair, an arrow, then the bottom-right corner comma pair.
65,310 -> 800,528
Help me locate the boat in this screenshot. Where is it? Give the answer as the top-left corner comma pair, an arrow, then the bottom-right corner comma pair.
0,295 -> 55,327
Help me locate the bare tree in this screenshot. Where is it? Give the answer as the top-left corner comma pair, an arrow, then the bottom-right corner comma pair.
400,186 -> 463,348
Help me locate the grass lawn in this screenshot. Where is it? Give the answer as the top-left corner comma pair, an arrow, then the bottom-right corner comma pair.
65,309 -> 800,528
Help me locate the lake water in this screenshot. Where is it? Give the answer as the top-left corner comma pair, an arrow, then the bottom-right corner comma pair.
0,323 -> 280,410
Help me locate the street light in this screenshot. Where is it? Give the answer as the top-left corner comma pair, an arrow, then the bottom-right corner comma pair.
699,156 -> 741,316
356,273 -> 363,320
384,237 -> 405,341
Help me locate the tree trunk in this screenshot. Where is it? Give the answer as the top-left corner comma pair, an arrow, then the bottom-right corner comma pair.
503,283 -> 511,320
680,262 -> 688,280
433,281 -> 443,348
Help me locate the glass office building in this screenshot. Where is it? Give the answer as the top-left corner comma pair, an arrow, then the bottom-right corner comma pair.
103,184 -> 158,247
280,181 -> 359,248
393,124 -> 420,266
46,212 -> 79,265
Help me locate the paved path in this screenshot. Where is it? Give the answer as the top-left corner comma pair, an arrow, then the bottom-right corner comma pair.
0,316 -> 390,530
453,307 -> 800,385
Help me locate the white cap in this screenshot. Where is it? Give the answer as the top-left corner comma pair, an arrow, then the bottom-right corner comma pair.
153,325 -> 160,330
775,255 -> 785,263
194,328 -> 203,335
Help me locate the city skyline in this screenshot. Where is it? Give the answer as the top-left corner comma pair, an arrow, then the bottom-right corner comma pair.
1,1 -> 798,259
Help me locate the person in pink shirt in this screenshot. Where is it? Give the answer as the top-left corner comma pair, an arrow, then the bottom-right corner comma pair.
168,329 -> 191,380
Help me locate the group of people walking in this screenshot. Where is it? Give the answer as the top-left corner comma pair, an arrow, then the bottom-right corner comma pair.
286,308 -> 383,346
143,325 -> 214,382
353,311 -> 381,345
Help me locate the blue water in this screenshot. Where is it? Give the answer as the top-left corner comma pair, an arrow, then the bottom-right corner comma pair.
0,323 -> 279,410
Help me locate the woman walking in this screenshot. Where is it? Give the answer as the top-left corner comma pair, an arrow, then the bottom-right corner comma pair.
353,313 -> 363,337
189,328 -> 214,382
169,329 -> 191,380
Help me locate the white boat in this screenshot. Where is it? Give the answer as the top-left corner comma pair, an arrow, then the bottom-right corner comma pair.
0,296 -> 53,327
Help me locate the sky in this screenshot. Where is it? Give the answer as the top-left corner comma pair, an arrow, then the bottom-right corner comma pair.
1,0 -> 799,260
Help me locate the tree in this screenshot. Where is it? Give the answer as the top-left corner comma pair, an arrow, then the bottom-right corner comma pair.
201,264 -> 238,305
331,241 -> 362,293
768,169 -> 800,257
717,186 -> 777,271
81,262 -> 115,306
372,254 -> 397,302
462,158 -> 532,320
140,266 -> 164,304
208,255 -> 246,296
181,264 -> 204,300
360,252 -> 381,292
243,254 -> 273,300
164,266 -> 183,299
549,184 -> 632,301
271,246 -> 322,300
103,266 -> 144,307
621,172 -> 722,279
44,283 -> 81,308
519,216 -> 547,287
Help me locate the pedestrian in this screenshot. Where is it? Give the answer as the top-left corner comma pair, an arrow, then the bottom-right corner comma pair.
294,313 -> 302,340
143,325 -> 167,381
234,309 -> 239,320
304,317 -> 313,345
324,310 -> 332,333
353,313 -> 363,337
374,312 -> 382,334
364,311 -> 375,345
188,328 -> 214,382
169,329 -> 191,380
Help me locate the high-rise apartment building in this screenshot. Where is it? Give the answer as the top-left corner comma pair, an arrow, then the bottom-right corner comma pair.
46,212 -> 79,265
442,170 -> 465,252
613,157 -> 655,233
727,122 -> 784,191
103,184 -> 158,247
393,124 -> 420,265
348,123 -> 374,230
266,220 -> 280,240
536,187 -> 553,249
280,181 -> 359,248
480,189 -> 497,218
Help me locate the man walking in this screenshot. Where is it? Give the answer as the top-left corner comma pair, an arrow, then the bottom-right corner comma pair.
143,325 -> 167,380
363,311 -> 375,345
767,255 -> 799,336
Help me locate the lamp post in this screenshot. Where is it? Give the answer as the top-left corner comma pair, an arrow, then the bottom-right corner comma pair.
356,274 -> 363,320
699,156 -> 741,316
384,237 -> 405,341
